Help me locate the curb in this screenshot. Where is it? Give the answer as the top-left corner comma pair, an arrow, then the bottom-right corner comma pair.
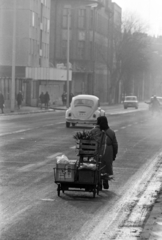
1,108 -> 56,116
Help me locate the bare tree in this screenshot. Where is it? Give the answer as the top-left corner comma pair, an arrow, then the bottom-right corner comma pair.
96,13 -> 150,104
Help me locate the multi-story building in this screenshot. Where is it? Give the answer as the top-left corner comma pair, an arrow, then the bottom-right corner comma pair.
49,0 -> 120,102
0,0 -> 51,107
0,0 -> 122,107
0,0 -> 71,108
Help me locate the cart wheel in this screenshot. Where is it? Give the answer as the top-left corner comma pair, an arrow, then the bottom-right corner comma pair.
57,184 -> 61,197
93,188 -> 96,198
66,122 -> 70,128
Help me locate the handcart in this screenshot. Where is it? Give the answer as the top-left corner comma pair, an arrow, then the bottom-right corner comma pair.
53,139 -> 102,198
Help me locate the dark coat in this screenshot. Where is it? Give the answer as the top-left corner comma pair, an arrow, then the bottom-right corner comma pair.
44,92 -> 50,103
39,93 -> 45,103
90,126 -> 118,175
101,128 -> 118,175
17,92 -> 23,104
62,92 -> 67,102
0,93 -> 4,108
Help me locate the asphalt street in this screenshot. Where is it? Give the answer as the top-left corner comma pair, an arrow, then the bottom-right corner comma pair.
0,104 -> 162,240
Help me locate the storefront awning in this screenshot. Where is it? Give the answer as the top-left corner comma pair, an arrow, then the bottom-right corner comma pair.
25,67 -> 72,81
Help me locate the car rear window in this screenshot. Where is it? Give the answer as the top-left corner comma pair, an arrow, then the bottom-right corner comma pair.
74,99 -> 94,108
125,96 -> 137,100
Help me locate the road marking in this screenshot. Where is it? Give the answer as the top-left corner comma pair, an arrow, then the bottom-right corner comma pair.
41,199 -> 55,202
0,128 -> 32,137
18,152 -> 62,172
0,122 -> 65,137
127,124 -> 132,127
114,130 -> 118,132
70,146 -> 76,149
55,121 -> 65,125
121,126 -> 126,129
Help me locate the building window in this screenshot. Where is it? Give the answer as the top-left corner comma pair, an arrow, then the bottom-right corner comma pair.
78,9 -> 85,29
90,9 -> 93,30
32,12 -> 35,27
62,8 -> 71,28
78,41 -> 85,59
90,42 -> 93,59
47,19 -> 50,32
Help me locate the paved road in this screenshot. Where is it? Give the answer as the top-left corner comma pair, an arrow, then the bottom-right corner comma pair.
1,106 -> 162,240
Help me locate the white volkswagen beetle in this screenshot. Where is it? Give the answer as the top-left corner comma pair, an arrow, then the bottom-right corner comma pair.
65,94 -> 105,128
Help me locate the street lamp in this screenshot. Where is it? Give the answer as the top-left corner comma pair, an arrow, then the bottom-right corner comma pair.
11,0 -> 17,112
66,0 -> 101,108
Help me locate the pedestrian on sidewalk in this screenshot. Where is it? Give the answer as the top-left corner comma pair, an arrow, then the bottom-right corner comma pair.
62,91 -> 67,106
16,91 -> 23,109
69,92 -> 74,104
39,92 -> 45,109
44,91 -> 50,109
0,91 -> 4,114
90,116 -> 118,189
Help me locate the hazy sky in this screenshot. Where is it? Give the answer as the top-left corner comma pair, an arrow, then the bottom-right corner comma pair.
114,0 -> 162,36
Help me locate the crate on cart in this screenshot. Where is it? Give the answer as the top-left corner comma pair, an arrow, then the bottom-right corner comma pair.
76,139 -> 98,155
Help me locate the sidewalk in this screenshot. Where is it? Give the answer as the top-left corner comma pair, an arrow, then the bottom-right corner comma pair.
140,190 -> 162,240
1,105 -> 65,115
1,103 -> 111,115
1,102 -> 147,116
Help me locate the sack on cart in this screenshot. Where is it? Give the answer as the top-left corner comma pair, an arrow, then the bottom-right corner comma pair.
56,154 -> 69,164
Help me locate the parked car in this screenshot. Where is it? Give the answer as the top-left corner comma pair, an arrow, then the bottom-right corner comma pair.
65,94 -> 105,128
123,96 -> 138,109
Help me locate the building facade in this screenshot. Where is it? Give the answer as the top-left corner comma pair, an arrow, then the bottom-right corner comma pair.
0,0 -> 52,107
0,0 -> 122,107
49,0 -> 120,102
0,0 -> 71,108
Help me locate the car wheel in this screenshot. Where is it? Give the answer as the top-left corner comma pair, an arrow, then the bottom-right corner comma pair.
66,122 -> 70,128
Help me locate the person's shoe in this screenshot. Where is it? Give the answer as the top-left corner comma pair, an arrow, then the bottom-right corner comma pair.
103,180 -> 109,189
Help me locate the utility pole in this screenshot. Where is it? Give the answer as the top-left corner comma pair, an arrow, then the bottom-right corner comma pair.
66,8 -> 70,108
92,7 -> 96,95
142,71 -> 145,100
11,0 -> 17,112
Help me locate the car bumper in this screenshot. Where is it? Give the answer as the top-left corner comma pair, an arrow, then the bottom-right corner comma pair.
124,103 -> 138,107
66,118 -> 97,124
